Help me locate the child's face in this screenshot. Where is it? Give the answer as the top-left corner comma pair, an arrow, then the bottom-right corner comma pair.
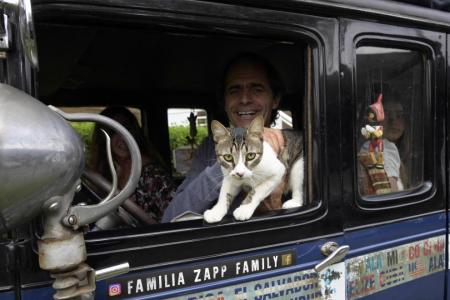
382,102 -> 406,142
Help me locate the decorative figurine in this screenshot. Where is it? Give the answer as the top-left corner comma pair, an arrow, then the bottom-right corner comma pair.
361,93 -> 385,168
358,93 -> 392,195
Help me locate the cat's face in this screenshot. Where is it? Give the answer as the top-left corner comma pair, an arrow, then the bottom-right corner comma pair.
211,116 -> 264,179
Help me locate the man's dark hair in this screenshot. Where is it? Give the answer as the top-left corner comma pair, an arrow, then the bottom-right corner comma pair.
219,52 -> 285,125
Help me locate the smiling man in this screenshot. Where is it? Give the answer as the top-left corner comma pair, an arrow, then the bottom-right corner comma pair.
224,56 -> 280,127
162,53 -> 285,222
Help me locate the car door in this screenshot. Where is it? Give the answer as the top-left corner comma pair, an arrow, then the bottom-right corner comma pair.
75,3 -> 345,299
340,18 -> 447,299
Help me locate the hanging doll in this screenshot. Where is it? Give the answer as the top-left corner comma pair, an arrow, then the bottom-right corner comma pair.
358,93 -> 392,195
361,93 -> 385,168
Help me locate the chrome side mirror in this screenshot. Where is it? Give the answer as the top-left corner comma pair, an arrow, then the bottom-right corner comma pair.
0,83 -> 142,232
0,83 -> 142,299
0,83 -> 84,232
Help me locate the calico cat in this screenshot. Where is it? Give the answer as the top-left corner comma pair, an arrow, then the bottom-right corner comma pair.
203,115 -> 304,223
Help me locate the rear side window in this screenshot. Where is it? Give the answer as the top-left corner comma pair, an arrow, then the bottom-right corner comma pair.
167,108 -> 208,177
355,46 -> 425,197
45,22 -> 318,230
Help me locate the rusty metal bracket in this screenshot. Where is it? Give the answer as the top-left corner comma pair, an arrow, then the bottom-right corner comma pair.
51,263 -> 95,300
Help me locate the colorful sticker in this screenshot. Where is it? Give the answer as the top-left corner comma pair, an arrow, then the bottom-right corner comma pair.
346,235 -> 445,300
168,263 -> 345,300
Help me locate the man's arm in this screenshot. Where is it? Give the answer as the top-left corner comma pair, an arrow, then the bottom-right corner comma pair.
161,138 -> 223,222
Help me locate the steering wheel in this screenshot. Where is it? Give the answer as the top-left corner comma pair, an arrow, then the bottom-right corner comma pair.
81,169 -> 156,230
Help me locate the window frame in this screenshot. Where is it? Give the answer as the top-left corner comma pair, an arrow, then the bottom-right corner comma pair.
352,37 -> 437,210
339,18 -> 446,231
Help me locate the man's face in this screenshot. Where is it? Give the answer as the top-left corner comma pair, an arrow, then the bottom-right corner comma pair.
224,62 -> 280,128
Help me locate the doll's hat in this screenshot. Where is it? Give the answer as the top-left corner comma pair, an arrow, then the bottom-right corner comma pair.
370,93 -> 385,121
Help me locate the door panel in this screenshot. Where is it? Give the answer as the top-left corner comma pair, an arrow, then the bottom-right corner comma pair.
14,1 -> 345,299
345,216 -> 445,299
340,18 -> 446,299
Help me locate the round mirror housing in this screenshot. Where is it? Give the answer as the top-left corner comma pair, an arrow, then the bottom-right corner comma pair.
0,84 -> 84,233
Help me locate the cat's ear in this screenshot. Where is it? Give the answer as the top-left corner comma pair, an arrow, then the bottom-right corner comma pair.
211,120 -> 230,143
247,115 -> 264,137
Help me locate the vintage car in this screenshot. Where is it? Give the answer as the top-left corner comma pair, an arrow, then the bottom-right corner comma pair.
0,0 -> 449,299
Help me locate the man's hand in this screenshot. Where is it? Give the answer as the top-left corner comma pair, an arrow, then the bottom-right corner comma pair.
255,176 -> 287,214
263,128 -> 284,154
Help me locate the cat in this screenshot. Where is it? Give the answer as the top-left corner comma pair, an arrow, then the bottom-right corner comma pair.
203,115 -> 304,223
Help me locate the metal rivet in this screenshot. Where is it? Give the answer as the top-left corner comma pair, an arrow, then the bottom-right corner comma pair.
68,215 -> 77,225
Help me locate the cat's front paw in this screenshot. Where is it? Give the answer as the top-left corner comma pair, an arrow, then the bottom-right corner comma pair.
204,207 -> 227,223
233,204 -> 256,221
282,198 -> 303,209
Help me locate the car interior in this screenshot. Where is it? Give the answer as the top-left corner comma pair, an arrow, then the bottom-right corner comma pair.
34,17 -> 313,230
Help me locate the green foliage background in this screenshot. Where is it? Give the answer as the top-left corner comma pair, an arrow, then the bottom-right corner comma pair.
168,125 -> 208,150
70,122 -> 95,161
